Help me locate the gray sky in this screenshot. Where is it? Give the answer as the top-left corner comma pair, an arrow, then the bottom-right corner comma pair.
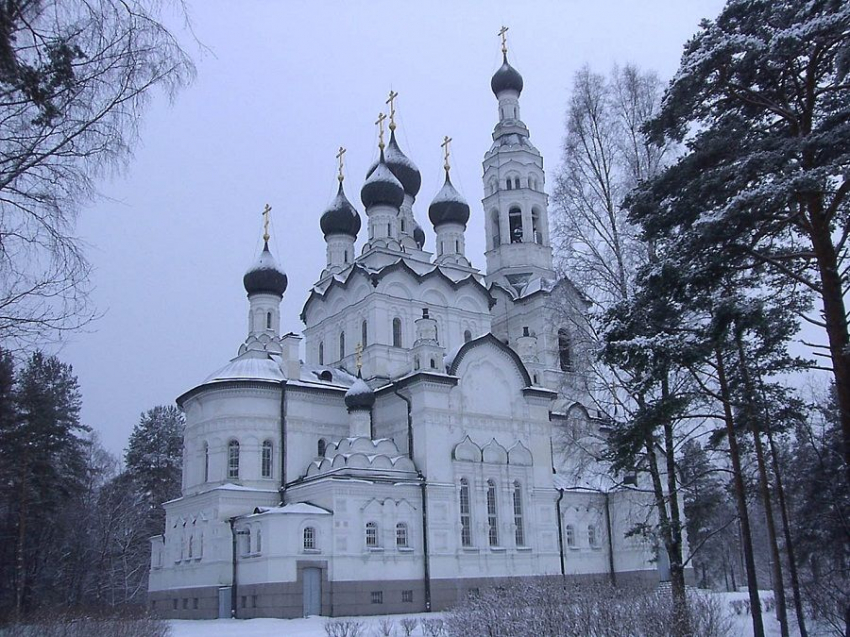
61,0 -> 727,459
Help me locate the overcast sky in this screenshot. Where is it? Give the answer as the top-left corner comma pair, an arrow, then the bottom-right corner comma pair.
59,1 -> 728,458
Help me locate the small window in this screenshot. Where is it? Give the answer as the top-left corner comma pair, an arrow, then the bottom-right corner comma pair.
487,479 -> 499,546
514,177 -> 521,189
371,591 -> 383,604
188,535 -> 194,559
344,249 -> 349,264
183,598 -> 188,609
396,523 -> 409,548
402,590 -> 413,603
566,524 -> 576,548
401,219 -> 406,232
262,440 -> 273,478
362,320 -> 368,347
255,527 -> 262,553
193,598 -> 199,610
455,239 -> 459,252
339,331 -> 346,359
588,524 -> 598,548
509,207 -> 522,243
506,179 -> 512,190
203,442 -> 209,482
266,311 -> 272,329
430,358 -> 436,369
318,341 -> 324,366
243,528 -> 251,556
558,328 -> 573,372
241,596 -> 247,609
392,318 -> 402,348
460,478 -> 472,547
366,521 -> 379,547
304,526 -> 316,550
464,329 -> 472,343
317,438 -> 326,457
227,440 -> 240,479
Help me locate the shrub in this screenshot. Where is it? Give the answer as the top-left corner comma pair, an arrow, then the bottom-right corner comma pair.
0,607 -> 169,637
324,619 -> 365,637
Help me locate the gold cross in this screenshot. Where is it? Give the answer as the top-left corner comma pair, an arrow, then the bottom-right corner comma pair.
336,146 -> 346,183
262,204 -> 272,243
386,90 -> 398,131
498,26 -> 509,55
441,136 -> 453,173
355,342 -> 363,372
375,112 -> 387,150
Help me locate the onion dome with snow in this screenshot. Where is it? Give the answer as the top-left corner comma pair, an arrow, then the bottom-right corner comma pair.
366,131 -> 422,198
361,150 -> 405,209
243,242 -> 287,297
491,53 -> 523,96
413,221 -> 426,249
428,174 -> 470,228
344,376 -> 375,411
320,183 -> 361,237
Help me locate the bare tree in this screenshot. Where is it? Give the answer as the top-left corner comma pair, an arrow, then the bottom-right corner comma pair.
0,0 -> 194,349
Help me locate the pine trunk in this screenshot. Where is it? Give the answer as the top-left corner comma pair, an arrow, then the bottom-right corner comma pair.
714,346 -> 765,637
14,446 -> 28,619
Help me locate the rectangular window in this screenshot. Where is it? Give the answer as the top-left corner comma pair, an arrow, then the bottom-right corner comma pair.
365,522 -> 379,548
241,595 -> 247,609
193,598 -> 199,610
228,441 -> 240,479
252,595 -> 258,608
487,480 -> 499,546
182,598 -> 188,610
460,480 -> 472,547
402,590 -> 413,603
513,482 -> 525,547
396,523 -> 409,548
371,591 -> 383,604
261,441 -> 272,478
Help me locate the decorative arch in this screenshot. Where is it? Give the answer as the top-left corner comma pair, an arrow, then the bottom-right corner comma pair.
447,333 -> 532,386
482,439 -> 508,464
508,441 -> 533,466
453,436 -> 482,462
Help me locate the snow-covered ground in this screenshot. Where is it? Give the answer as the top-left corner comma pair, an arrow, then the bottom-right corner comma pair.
168,592 -> 793,637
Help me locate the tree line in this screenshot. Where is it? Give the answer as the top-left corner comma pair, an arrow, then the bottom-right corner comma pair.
0,348 -> 183,620
550,1 -> 849,636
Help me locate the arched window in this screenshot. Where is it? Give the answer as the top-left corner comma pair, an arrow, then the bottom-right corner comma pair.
365,521 -> 379,548
266,311 -> 272,329
464,329 -> 472,343
203,442 -> 209,482
566,524 -> 576,548
392,318 -> 402,348
361,320 -> 368,347
487,479 -> 499,546
344,249 -> 349,264
401,219 -> 406,233
509,207 -> 523,243
227,440 -> 240,479
514,177 -> 521,189
339,331 -> 345,359
588,525 -> 598,547
459,478 -> 472,547
261,440 -> 273,478
243,528 -> 251,556
558,328 -> 573,371
532,208 -> 542,244
188,535 -> 194,559
255,527 -> 263,553
506,178 -> 513,190
387,222 -> 392,237
455,239 -> 459,253
303,526 -> 316,550
317,438 -> 326,457
396,523 -> 409,548
513,481 -> 525,546
318,341 -> 324,366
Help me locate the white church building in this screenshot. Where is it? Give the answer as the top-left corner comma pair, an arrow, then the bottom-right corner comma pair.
148,42 -> 664,619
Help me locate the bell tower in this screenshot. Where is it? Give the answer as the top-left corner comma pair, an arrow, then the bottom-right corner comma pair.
482,28 -> 554,293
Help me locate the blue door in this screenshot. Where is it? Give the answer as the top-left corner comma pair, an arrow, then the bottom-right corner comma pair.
303,568 -> 322,616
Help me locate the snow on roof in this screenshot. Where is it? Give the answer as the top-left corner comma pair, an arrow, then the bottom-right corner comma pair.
203,355 -> 284,384
553,472 -> 616,493
253,503 -> 331,516
345,377 -> 373,397
213,483 -> 279,493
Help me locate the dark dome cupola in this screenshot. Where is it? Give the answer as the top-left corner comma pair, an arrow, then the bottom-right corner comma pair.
244,241 -> 288,297
320,183 -> 361,238
491,53 -> 523,97
428,174 -> 470,228
361,150 -> 405,210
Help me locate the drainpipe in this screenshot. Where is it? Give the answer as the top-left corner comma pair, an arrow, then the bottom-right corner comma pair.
418,471 -> 432,612
556,489 -> 566,579
228,518 -> 239,618
279,381 -> 287,499
604,491 -> 616,585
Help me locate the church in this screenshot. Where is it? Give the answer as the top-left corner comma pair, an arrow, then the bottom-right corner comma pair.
148,35 -> 663,619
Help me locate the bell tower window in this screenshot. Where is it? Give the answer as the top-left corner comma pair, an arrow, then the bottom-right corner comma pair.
361,320 -> 368,347
532,208 -> 542,244
558,328 -> 573,371
392,318 -> 402,348
318,341 -> 324,366
509,207 -> 523,243
266,312 -> 272,329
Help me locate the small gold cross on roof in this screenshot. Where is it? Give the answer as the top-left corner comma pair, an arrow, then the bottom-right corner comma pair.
375,112 -> 387,150
386,90 -> 398,131
498,26 -> 509,55
441,135 -> 453,173
336,146 -> 346,183
262,203 -> 272,242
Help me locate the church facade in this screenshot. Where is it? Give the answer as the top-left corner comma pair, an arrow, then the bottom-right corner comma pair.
148,43 -> 663,620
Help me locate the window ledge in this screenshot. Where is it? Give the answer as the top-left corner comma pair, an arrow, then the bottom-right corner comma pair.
516,546 -> 532,552
303,548 -> 321,554
367,547 -> 384,553
461,546 -> 479,553
397,547 -> 414,553
489,546 -> 506,553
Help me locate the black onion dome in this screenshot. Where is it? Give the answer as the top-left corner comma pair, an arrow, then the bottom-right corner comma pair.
413,221 -> 425,249
428,174 -> 470,227
243,242 -> 288,297
491,54 -> 523,96
383,131 -> 422,197
320,183 -> 361,237
361,151 -> 405,209
345,377 -> 375,410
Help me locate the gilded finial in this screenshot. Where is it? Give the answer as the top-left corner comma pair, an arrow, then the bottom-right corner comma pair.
498,26 -> 509,55
441,135 -> 453,174
375,112 -> 387,151
355,342 -> 363,372
336,146 -> 346,183
386,90 -> 398,131
262,203 -> 272,243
